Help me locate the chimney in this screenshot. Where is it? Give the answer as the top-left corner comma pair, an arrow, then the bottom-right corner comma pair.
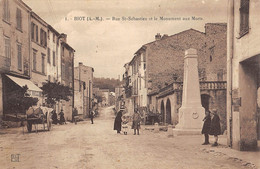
60,33 -> 67,43
162,34 -> 168,39
155,33 -> 161,41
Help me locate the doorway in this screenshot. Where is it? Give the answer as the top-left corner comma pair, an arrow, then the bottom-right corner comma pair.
240,55 -> 260,142
160,101 -> 165,124
201,94 -> 210,112
166,99 -> 172,125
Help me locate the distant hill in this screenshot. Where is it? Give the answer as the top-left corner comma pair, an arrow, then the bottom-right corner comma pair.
93,77 -> 122,92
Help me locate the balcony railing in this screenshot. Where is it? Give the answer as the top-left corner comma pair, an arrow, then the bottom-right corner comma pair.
200,81 -> 226,90
157,81 -> 226,98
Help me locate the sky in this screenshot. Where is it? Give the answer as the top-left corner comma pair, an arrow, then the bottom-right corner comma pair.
23,0 -> 228,79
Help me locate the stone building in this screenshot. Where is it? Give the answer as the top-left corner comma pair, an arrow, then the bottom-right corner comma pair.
122,62 -> 134,115
0,0 -> 76,123
0,0 -> 43,119
227,0 -> 260,151
30,12 -> 48,88
47,25 -> 60,83
60,35 -> 75,121
123,23 -> 227,128
74,62 -> 94,118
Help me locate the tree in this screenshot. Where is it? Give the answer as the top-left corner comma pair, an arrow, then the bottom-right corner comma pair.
93,77 -> 122,92
5,85 -> 38,115
41,81 -> 73,106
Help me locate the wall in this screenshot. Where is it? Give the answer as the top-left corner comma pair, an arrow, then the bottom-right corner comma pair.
146,24 -> 227,93
229,0 -> 260,151
0,0 -> 31,119
1,0 -> 31,77
60,43 -> 74,120
74,64 -> 94,118
31,14 -> 48,87
46,28 -> 59,82
205,23 -> 227,81
157,93 -> 178,125
237,61 -> 258,150
146,29 -> 206,92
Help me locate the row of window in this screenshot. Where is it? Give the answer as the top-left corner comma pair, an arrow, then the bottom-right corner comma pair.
47,48 -> 56,66
3,0 -> 22,31
4,35 -> 55,74
31,22 -> 47,47
32,49 -> 45,74
4,36 -> 22,70
47,30 -> 59,45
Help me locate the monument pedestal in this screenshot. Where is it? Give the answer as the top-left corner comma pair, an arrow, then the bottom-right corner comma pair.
173,107 -> 204,136
173,48 -> 205,136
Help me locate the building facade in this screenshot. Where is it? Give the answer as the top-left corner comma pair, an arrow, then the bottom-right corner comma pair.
60,36 -> 75,121
227,0 -> 260,150
47,25 -> 60,83
0,0 -> 76,123
30,12 -> 48,88
74,62 -> 94,118
115,87 -> 124,112
124,23 -> 227,127
154,24 -> 227,130
0,0 -> 43,119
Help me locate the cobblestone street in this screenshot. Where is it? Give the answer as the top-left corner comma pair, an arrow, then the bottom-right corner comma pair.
0,106 -> 259,169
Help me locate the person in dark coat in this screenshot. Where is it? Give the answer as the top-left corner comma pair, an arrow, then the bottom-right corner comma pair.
59,109 -> 66,125
114,110 -> 123,134
209,109 -> 221,146
132,109 -> 141,135
51,110 -> 58,124
201,110 -> 211,145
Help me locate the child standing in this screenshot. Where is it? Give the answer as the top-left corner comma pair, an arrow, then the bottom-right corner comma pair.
209,109 -> 221,146
122,116 -> 129,135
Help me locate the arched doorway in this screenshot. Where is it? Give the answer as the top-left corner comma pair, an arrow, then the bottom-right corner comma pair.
160,101 -> 165,124
201,94 -> 210,112
166,99 -> 172,125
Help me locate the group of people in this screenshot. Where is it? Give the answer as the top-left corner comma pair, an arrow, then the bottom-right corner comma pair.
51,108 -> 96,125
51,109 -> 66,125
114,108 -> 221,146
201,109 -> 221,146
114,108 -> 141,135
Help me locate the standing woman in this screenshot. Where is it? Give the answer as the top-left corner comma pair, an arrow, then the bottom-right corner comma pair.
209,109 -> 221,146
201,110 -> 211,145
132,109 -> 141,135
114,110 -> 123,134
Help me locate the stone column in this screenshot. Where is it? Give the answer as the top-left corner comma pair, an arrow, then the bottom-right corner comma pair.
173,48 -> 205,135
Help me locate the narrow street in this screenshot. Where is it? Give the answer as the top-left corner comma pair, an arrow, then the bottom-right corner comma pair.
0,106 -> 258,169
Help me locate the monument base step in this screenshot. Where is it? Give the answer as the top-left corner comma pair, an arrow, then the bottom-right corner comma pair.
172,128 -> 201,136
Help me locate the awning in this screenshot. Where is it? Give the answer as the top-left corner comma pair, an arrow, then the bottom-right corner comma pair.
6,75 -> 42,92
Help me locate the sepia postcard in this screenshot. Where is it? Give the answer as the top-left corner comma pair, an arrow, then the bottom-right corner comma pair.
0,0 -> 259,169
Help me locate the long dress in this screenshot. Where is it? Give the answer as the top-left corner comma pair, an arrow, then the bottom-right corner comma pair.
201,114 -> 211,134
114,111 -> 123,131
